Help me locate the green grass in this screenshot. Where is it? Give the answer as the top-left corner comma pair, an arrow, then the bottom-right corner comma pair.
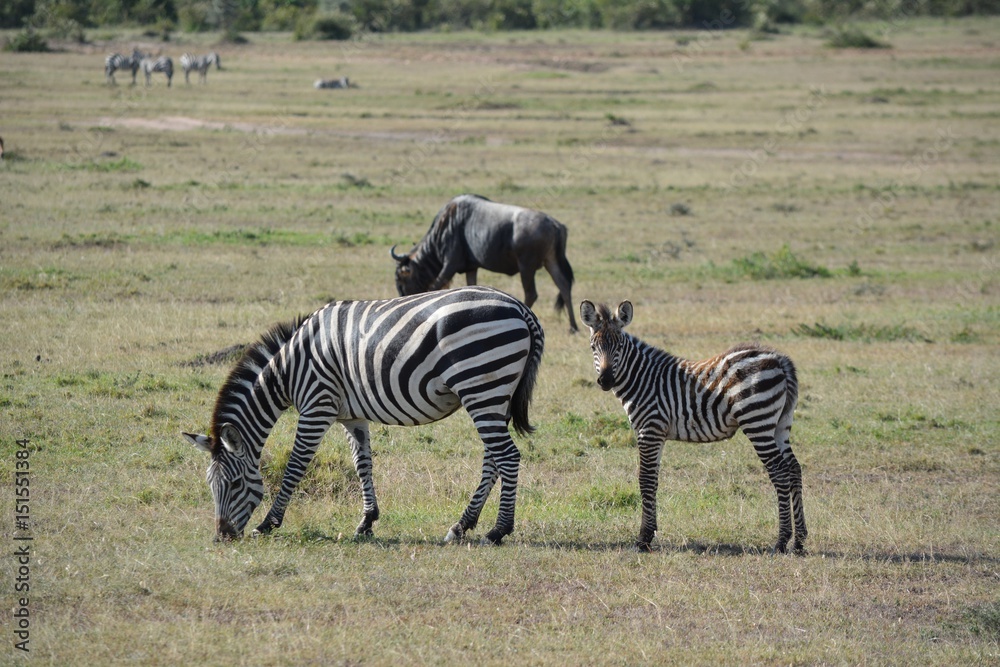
0,19 -> 998,665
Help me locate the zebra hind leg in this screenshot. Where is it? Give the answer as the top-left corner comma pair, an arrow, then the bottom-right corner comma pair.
445,453 -> 499,544
786,452 -> 807,554
483,440 -> 520,545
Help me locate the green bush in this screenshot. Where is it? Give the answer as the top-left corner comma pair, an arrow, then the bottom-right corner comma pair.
3,28 -> 49,52
312,12 -> 353,39
826,25 -> 890,49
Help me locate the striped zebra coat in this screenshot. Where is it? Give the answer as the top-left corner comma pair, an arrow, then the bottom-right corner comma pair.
180,52 -> 220,84
141,56 -> 173,87
581,300 -> 807,554
184,286 -> 544,545
104,49 -> 145,85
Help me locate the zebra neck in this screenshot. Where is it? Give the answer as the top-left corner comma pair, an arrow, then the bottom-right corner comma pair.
614,334 -> 677,401
212,323 -> 300,462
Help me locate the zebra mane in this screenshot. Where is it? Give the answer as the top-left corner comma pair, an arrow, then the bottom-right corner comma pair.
209,315 -> 307,455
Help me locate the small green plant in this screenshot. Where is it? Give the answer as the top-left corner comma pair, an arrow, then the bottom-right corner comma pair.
792,322 -> 932,343
731,245 -> 831,280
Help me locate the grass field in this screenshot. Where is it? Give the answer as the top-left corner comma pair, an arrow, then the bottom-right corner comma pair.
2,17 -> 999,665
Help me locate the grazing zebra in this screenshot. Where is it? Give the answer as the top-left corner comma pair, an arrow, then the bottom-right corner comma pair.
180,52 -> 221,84
140,56 -> 173,87
104,49 -> 145,85
580,300 -> 807,554
184,286 -> 545,545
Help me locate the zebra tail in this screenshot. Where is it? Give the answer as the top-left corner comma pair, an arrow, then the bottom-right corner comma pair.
779,354 -> 799,421
510,310 -> 545,437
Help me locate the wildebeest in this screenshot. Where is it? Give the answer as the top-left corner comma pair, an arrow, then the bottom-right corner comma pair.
391,194 -> 578,333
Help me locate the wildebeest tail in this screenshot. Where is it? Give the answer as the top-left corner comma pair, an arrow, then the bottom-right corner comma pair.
510,307 -> 545,437
553,223 -> 574,314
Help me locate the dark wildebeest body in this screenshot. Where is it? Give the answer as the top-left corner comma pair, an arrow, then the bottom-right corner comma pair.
392,194 -> 578,333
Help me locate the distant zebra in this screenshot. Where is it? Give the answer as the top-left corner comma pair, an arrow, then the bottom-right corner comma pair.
314,76 -> 349,89
184,286 -> 545,545
104,48 -> 145,85
140,56 -> 173,87
581,300 -> 807,554
180,52 -> 221,84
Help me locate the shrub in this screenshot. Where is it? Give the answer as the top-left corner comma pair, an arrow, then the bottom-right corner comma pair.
302,12 -> 353,39
826,25 -> 890,49
4,28 -> 50,52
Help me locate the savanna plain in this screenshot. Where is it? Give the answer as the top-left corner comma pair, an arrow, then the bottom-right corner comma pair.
1,17 -> 998,666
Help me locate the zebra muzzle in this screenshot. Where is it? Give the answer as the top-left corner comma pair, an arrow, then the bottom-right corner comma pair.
214,517 -> 242,541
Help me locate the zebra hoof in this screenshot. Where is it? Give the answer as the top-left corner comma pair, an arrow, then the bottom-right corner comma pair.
444,524 -> 464,544
353,527 -> 375,541
635,541 -> 652,553
483,529 -> 505,546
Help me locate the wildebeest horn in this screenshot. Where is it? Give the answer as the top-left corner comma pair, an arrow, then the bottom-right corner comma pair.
390,245 -> 409,261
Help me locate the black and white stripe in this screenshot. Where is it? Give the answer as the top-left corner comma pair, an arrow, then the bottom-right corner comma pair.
185,286 -> 545,545
140,56 -> 173,87
104,49 -> 145,85
581,300 -> 807,554
180,52 -> 220,84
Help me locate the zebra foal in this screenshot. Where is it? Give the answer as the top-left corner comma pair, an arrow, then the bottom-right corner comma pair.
184,286 -> 544,545
581,300 -> 807,554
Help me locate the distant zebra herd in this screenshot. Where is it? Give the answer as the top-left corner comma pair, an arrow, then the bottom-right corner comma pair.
104,48 -> 221,87
183,193 -> 811,555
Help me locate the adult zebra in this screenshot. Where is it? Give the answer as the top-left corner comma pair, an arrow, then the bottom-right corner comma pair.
184,286 -> 545,545
180,52 -> 221,84
141,56 -> 173,87
581,300 -> 807,554
104,48 -> 145,85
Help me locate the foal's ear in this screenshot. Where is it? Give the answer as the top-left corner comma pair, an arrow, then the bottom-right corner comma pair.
615,301 -> 633,328
580,300 -> 599,329
184,432 -> 213,453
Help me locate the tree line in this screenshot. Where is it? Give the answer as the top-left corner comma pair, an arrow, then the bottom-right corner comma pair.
4,0 -> 998,38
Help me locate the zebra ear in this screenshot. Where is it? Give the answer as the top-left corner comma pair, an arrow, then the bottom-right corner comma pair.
615,301 -> 633,328
218,423 -> 244,454
580,300 -> 599,329
184,432 -> 213,453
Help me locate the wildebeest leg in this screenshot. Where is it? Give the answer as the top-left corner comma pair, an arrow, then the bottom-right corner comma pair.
518,268 -> 539,308
344,420 -> 380,538
253,407 -> 337,536
543,259 -> 578,333
445,452 -> 498,543
465,267 -> 478,285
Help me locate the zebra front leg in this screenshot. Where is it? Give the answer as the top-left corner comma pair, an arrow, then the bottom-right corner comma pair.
635,434 -> 664,552
445,452 -> 499,543
254,411 -> 335,537
344,421 -> 380,538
